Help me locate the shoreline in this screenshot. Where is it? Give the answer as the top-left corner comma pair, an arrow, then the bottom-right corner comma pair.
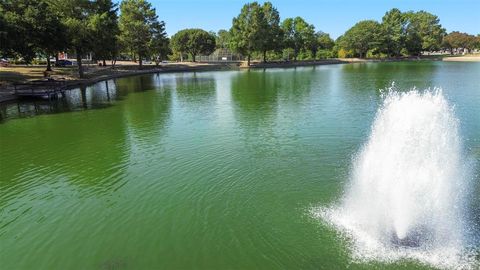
1,56 -> 478,103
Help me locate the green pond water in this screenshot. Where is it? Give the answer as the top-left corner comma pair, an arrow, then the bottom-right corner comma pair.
1,62 -> 479,269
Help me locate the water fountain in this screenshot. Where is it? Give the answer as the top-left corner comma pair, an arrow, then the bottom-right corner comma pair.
315,87 -> 476,269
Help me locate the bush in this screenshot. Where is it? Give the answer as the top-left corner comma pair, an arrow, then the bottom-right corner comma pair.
337,48 -> 353,58
317,49 -> 333,59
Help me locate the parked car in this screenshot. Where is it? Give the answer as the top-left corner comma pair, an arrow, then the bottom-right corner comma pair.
0,58 -> 9,67
55,59 -> 73,67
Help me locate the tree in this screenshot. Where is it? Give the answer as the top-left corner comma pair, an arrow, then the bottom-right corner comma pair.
404,22 -> 423,56
442,31 -> 462,54
317,32 -> 335,50
443,31 -> 478,54
149,21 -> 169,65
0,8 -> 7,57
338,20 -> 383,58
381,8 -> 407,57
229,2 -> 264,66
119,0 -> 159,68
405,11 -> 445,53
17,0 -> 68,71
315,31 -> 335,59
281,17 -> 315,61
170,29 -> 215,62
1,0 -> 69,70
53,0 -> 96,78
89,0 -> 119,66
216,30 -> 230,49
258,2 -> 282,62
170,30 -> 189,62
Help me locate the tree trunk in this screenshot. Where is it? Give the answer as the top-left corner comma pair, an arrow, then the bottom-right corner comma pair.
263,50 -> 267,63
102,59 -> 106,67
55,53 -> 59,63
76,52 -> 84,78
138,53 -> 143,69
180,53 -> 184,62
192,54 -> 196,62
46,54 -> 52,71
247,54 -> 251,66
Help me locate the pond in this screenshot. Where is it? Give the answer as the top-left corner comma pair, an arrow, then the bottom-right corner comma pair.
1,61 -> 479,269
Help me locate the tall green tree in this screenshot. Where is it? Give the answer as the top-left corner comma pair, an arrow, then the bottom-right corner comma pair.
0,0 -> 53,64
0,8 -> 7,57
170,29 -> 215,62
281,17 -> 315,61
19,0 -> 68,71
119,0 -> 159,68
338,20 -> 383,58
53,0 -> 96,78
149,21 -> 169,65
258,2 -> 282,62
381,8 -> 407,57
315,31 -> 335,59
89,0 -> 119,66
1,1 -> 31,60
317,32 -> 335,50
405,11 -> 445,54
215,30 -> 230,49
229,2 -> 264,66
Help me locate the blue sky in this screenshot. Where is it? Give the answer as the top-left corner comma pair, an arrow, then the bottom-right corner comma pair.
126,0 -> 480,38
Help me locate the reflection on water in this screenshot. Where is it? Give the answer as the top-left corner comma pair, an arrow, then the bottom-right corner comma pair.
175,73 -> 216,104
0,80 -> 119,122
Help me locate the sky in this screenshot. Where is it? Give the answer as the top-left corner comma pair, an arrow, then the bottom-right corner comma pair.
126,0 -> 480,38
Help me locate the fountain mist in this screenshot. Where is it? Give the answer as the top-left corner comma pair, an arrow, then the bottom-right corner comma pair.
315,87 -> 476,269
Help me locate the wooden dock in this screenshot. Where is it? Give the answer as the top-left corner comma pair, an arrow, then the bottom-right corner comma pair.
13,80 -> 67,100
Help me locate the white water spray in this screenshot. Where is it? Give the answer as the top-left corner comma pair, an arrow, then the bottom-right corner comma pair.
315,86 -> 475,269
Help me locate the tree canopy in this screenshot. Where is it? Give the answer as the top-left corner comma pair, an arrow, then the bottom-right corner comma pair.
338,20 -> 383,58
229,2 -> 265,65
281,17 -> 316,60
171,29 -> 215,62
442,31 -> 479,54
89,0 -> 119,66
119,0 -> 164,68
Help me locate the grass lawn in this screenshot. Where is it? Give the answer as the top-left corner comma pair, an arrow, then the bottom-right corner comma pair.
0,66 -> 76,86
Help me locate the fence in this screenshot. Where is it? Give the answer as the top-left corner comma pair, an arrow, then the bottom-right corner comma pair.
196,49 -> 243,62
